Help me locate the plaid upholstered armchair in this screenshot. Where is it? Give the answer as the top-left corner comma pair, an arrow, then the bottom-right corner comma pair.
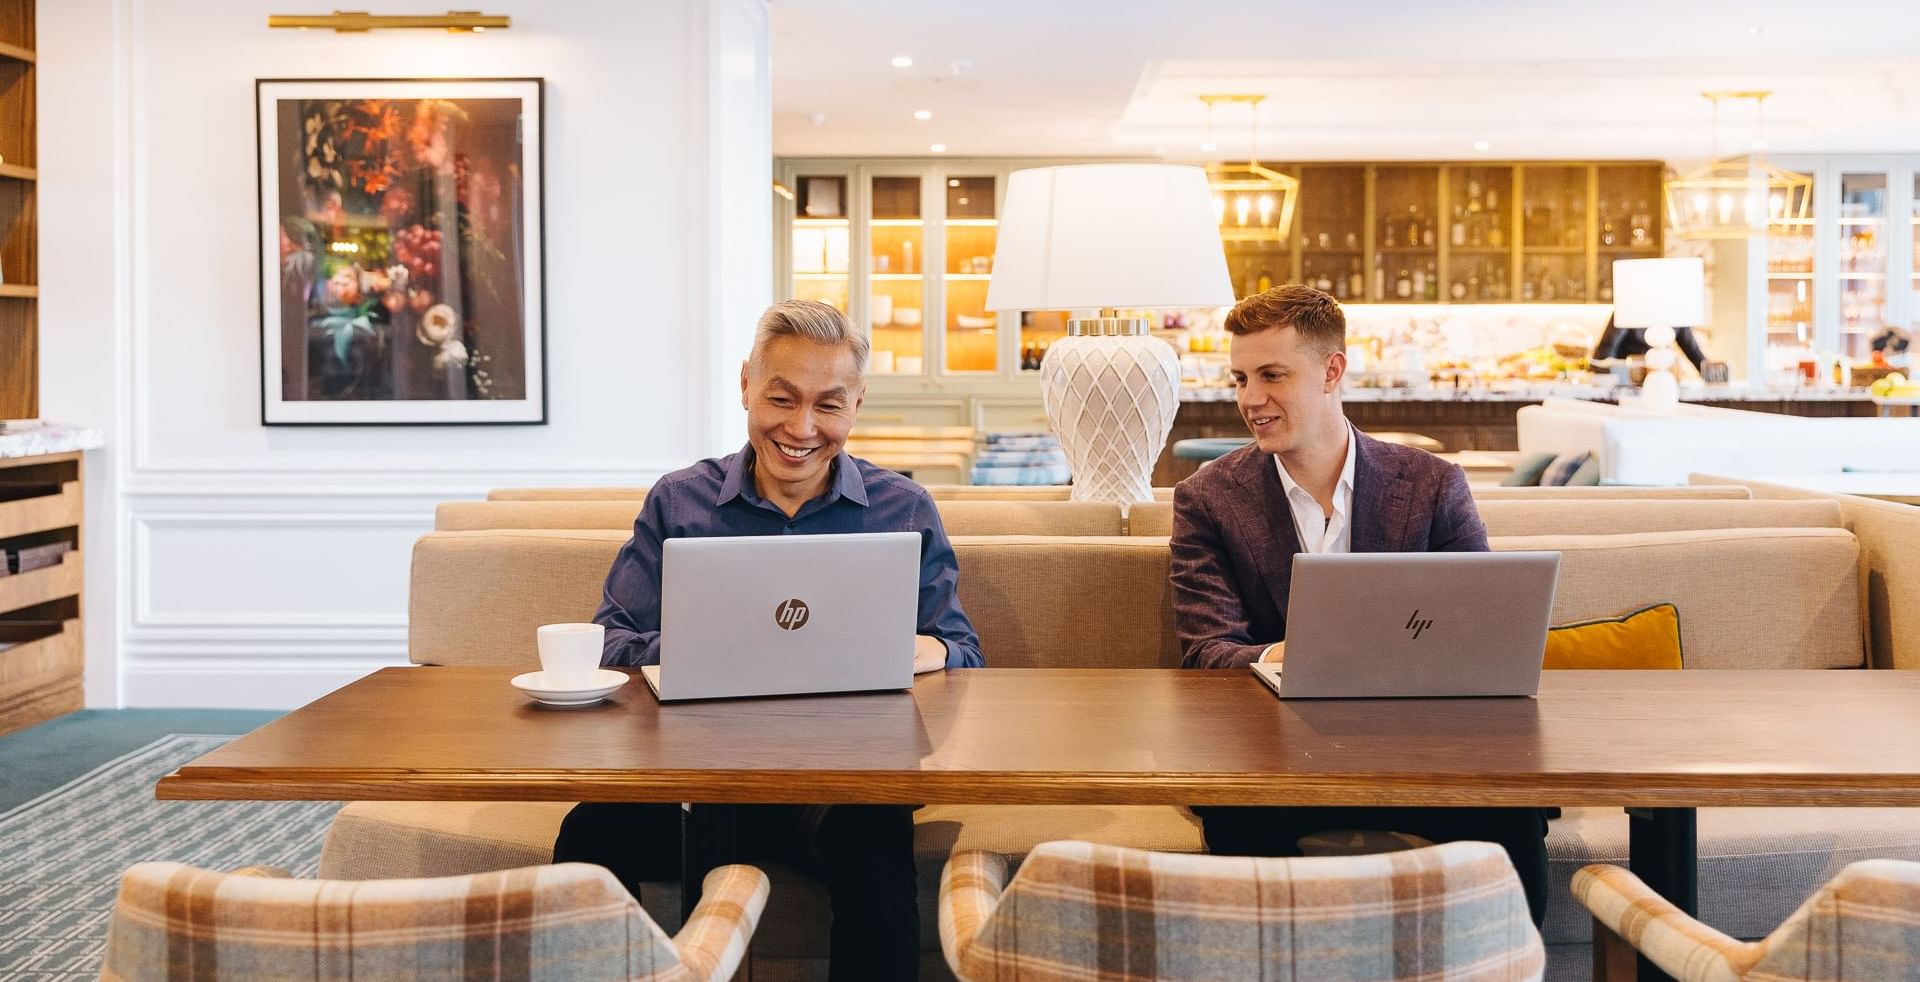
939,840 -> 1544,981
100,861 -> 768,982
1575,859 -> 1920,981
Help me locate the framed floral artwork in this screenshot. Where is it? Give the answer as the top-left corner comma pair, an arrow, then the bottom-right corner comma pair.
256,78 -> 545,424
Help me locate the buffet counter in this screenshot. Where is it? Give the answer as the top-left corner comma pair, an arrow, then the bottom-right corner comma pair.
1154,383 -> 1878,485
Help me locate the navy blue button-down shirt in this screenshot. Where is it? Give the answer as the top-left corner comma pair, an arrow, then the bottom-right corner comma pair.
594,444 -> 984,670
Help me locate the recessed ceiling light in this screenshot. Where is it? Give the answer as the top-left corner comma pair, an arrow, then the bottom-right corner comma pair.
1199,142 -> 1217,152
914,109 -> 933,121
948,178 -> 961,187
1473,140 -> 1491,152
807,112 -> 827,127
930,143 -> 947,153
891,55 -> 913,68
1748,24 -> 1763,36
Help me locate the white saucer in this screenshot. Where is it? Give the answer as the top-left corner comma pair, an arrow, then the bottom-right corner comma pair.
510,669 -> 629,706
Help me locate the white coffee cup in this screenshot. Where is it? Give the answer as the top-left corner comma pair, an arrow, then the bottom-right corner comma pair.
536,623 -> 605,688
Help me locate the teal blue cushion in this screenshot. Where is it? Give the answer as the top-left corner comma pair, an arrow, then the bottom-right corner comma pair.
1500,451 -> 1561,487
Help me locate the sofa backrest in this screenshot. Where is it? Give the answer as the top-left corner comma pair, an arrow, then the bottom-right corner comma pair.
1696,474 -> 1920,671
408,530 -> 1179,670
489,487 -> 650,501
440,498 -> 1128,536
1467,485 -> 1752,500
409,526 -> 1861,672
1492,527 -> 1861,669
1478,499 -> 1840,537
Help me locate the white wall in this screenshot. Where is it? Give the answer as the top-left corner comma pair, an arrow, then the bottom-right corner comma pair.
37,0 -> 771,707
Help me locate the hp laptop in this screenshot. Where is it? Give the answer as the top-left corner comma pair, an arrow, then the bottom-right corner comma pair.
1252,552 -> 1560,699
642,531 -> 921,701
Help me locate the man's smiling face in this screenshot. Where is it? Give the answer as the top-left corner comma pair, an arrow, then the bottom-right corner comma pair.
740,335 -> 865,493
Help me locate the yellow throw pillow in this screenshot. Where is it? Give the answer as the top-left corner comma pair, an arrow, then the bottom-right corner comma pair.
1543,602 -> 1683,670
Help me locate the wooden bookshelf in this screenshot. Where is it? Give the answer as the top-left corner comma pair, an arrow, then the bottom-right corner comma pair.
0,451 -> 82,736
0,0 -> 33,420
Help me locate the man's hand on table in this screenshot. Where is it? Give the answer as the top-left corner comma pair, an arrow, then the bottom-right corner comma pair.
1260,641 -> 1286,664
913,635 -> 948,674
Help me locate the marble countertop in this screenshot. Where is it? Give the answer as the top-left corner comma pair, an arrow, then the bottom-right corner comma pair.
0,421 -> 106,460
1179,383 -> 1878,404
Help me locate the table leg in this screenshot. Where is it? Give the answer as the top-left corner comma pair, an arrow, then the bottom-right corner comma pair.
1626,807 -> 1697,982
681,803 -> 741,922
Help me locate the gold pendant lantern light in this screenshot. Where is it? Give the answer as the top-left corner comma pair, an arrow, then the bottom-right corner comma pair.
1201,94 -> 1298,243
1664,90 -> 1812,239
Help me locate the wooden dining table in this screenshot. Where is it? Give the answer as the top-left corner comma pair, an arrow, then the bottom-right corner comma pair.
160,666 -> 1920,982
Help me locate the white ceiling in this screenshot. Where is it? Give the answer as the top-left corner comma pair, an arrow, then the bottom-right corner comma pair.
771,0 -> 1920,160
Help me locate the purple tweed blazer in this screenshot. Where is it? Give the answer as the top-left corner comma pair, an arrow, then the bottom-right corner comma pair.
1170,430 -> 1490,670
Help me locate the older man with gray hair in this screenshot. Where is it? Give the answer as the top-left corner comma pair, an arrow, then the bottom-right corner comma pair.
553,299 -> 982,979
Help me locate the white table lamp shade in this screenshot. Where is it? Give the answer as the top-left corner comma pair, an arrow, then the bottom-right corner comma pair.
1612,257 -> 1704,328
987,164 -> 1235,311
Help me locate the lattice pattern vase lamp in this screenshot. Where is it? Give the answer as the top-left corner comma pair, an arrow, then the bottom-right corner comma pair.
1613,257 -> 1705,415
987,165 -> 1235,506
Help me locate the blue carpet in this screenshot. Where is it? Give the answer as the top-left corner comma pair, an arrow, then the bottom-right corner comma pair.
0,734 -> 340,978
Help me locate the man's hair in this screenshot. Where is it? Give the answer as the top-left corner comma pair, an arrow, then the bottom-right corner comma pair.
1222,284 -> 1346,356
749,299 -> 870,377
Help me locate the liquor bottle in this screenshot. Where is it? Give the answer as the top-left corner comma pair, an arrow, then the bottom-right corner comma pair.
1422,220 -> 1436,247
1521,261 -> 1537,301
1396,267 -> 1413,299
1467,179 -> 1483,213
1469,221 -> 1483,247
1424,259 -> 1439,300
1486,186 -> 1499,211
1384,221 -> 1397,248
1316,271 -> 1334,293
1411,264 -> 1426,297
1348,258 -> 1365,298
1451,207 -> 1466,246
1467,268 -> 1481,300
1373,255 -> 1386,299
1488,224 -> 1504,249
1406,206 -> 1420,247
901,239 -> 914,272
1256,270 -> 1273,293
1451,276 -> 1467,300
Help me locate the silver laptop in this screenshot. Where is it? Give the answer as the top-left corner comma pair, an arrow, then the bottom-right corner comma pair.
1252,552 -> 1560,699
642,531 -> 921,701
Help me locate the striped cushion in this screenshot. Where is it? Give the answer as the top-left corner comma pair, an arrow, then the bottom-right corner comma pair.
942,839 -> 1543,981
100,861 -> 768,982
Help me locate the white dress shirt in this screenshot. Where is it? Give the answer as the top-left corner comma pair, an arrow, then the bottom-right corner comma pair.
1261,424 -> 1356,665
1274,422 -> 1357,555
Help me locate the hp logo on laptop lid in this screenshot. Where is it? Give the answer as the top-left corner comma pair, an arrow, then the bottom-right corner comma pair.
1405,609 -> 1435,640
774,598 -> 811,631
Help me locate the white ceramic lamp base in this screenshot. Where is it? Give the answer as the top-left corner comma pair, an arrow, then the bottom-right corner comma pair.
1040,333 -> 1181,506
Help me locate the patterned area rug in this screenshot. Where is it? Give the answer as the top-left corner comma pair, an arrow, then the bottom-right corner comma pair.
0,734 -> 341,978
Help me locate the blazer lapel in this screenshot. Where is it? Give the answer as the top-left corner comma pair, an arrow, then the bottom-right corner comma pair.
1230,447 -> 1300,612
1349,432 -> 1411,553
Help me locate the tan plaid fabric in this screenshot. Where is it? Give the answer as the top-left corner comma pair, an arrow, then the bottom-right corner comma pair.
99,861 -> 768,982
1575,859 -> 1920,982
940,839 -> 1544,981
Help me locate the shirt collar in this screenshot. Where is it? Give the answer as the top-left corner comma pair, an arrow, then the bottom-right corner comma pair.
717,444 -> 870,509
1274,422 -> 1357,512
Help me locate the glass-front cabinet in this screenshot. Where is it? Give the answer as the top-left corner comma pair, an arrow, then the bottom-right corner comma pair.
1745,157 -> 1917,381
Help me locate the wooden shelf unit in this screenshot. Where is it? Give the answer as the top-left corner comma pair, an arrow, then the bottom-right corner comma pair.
0,0 -> 33,419
0,451 -> 83,736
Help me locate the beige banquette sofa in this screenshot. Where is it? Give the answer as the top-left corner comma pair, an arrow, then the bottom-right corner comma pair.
321,480 -> 1920,980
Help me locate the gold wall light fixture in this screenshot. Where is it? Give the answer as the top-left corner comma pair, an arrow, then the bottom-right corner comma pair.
1199,94 -> 1299,243
267,11 -> 509,32
1664,90 -> 1811,240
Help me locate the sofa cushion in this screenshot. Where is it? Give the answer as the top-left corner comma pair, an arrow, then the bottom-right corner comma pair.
1544,602 -> 1683,670
950,536 -> 1181,669
1541,449 -> 1593,486
1478,499 -> 1841,537
1500,450 -> 1560,487
1127,501 -> 1174,537
1493,527 -> 1862,669
1544,806 -> 1920,946
489,487 -> 651,501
